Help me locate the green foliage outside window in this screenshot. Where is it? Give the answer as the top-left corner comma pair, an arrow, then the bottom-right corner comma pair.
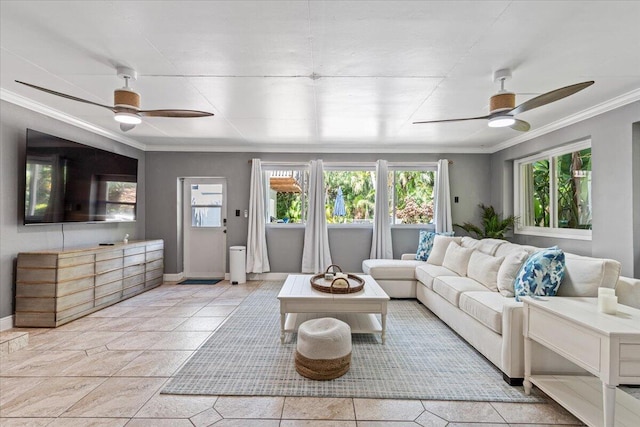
529,148 -> 591,230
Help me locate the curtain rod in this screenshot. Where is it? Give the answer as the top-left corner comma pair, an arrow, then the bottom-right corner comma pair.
248,159 -> 453,165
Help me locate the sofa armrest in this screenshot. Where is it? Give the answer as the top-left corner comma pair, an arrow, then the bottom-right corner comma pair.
401,253 -> 416,260
617,276 -> 640,309
500,299 -> 525,379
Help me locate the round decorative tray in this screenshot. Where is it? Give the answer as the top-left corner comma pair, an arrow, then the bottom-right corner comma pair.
310,265 -> 365,294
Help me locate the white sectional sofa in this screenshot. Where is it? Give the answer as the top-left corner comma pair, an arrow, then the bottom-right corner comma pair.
362,236 -> 638,384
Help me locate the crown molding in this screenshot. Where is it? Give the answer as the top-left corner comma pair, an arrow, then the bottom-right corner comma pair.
0,89 -> 147,151
145,142 -> 491,154
489,88 -> 640,153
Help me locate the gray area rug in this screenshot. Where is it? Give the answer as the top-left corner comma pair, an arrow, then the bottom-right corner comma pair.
163,281 -> 550,402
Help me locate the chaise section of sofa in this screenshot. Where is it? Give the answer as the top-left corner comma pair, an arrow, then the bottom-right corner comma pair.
362,235 -> 632,384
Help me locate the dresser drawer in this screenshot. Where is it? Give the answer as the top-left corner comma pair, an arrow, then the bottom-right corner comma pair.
124,253 -> 145,267
58,263 -> 94,282
95,249 -> 123,261
58,254 -> 94,268
124,246 -> 145,256
96,269 -> 123,286
95,279 -> 123,298
57,288 -> 94,311
96,257 -> 124,273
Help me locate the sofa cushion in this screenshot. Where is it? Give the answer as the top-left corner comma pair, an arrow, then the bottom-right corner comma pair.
467,251 -> 504,291
461,236 -> 481,250
415,231 -> 455,261
477,239 -> 507,256
415,264 -> 459,290
496,250 -> 529,297
442,242 -> 475,276
459,291 -> 507,335
362,259 -> 423,280
514,247 -> 565,302
494,243 -> 536,258
427,235 -> 462,266
557,253 -> 621,297
433,276 -> 490,307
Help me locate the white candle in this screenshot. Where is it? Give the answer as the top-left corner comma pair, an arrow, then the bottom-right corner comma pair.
598,287 -> 615,297
600,295 -> 618,314
335,272 -> 348,280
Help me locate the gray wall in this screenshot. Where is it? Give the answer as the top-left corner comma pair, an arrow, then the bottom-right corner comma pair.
490,101 -> 640,278
0,101 -> 145,318
145,152 -> 492,274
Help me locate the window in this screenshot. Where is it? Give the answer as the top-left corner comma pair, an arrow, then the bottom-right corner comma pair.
514,140 -> 592,239
324,168 -> 376,224
266,169 -> 308,223
390,168 -> 436,224
262,161 -> 437,226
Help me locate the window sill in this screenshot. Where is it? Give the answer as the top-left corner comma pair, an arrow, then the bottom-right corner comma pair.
515,227 -> 592,241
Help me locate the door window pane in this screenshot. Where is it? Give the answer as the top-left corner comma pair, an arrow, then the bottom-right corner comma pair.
191,184 -> 223,227
192,207 -> 222,227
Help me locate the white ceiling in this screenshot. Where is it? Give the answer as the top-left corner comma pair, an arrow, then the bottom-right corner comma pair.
1,1 -> 639,153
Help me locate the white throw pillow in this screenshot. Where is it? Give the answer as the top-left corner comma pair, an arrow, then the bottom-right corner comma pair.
558,253 -> 621,297
427,235 -> 463,266
442,242 -> 475,276
497,250 -> 529,297
467,251 -> 504,291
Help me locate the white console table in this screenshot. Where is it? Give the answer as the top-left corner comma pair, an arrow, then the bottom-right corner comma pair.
522,296 -> 640,427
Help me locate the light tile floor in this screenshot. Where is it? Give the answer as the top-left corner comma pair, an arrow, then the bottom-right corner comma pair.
0,281 -> 586,426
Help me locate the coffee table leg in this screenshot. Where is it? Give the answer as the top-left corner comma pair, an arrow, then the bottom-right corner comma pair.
280,313 -> 286,344
381,313 -> 386,344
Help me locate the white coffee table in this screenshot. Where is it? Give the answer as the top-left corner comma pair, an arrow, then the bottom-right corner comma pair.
522,296 -> 640,427
277,274 -> 390,344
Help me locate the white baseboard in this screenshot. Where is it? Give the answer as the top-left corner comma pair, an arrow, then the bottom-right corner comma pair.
1,315 -> 14,331
163,272 -> 185,282
247,272 -> 289,281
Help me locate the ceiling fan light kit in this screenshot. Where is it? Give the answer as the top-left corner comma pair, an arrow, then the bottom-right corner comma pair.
114,111 -> 142,125
488,115 -> 516,128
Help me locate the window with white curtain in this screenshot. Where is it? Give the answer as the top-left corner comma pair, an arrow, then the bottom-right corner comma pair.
389,167 -> 437,225
514,139 -> 592,240
263,161 -> 437,226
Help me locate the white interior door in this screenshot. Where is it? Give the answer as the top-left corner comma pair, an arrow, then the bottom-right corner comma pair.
183,178 -> 227,278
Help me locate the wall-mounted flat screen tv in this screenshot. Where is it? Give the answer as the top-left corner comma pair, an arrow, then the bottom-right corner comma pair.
24,129 -> 138,225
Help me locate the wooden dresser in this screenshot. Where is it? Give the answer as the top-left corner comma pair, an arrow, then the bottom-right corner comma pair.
15,239 -> 164,327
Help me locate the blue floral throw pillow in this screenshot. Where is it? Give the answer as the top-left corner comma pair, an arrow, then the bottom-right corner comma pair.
514,246 -> 565,302
415,230 -> 454,261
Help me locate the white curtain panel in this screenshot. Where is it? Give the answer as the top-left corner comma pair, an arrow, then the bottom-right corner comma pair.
370,159 -> 393,259
301,160 -> 332,273
435,159 -> 453,233
246,158 -> 271,273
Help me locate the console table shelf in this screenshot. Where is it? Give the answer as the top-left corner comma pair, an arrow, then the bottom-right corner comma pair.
530,375 -> 640,427
522,296 -> 640,427
15,239 -> 164,327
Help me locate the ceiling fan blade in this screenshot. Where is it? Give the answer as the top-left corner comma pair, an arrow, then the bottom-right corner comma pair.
509,81 -> 594,116
139,109 -> 214,118
510,119 -> 531,132
413,115 -> 490,125
119,123 -> 136,132
15,80 -> 115,111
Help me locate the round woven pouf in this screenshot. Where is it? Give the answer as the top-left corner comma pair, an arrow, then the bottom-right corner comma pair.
295,317 -> 352,380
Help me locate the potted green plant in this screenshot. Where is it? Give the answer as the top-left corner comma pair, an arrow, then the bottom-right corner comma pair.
454,204 -> 518,239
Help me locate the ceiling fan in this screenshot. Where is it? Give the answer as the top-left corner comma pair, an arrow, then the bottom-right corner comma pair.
15,66 -> 213,132
413,69 -> 594,132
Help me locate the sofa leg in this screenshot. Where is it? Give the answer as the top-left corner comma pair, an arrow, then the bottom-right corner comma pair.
503,374 -> 524,386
